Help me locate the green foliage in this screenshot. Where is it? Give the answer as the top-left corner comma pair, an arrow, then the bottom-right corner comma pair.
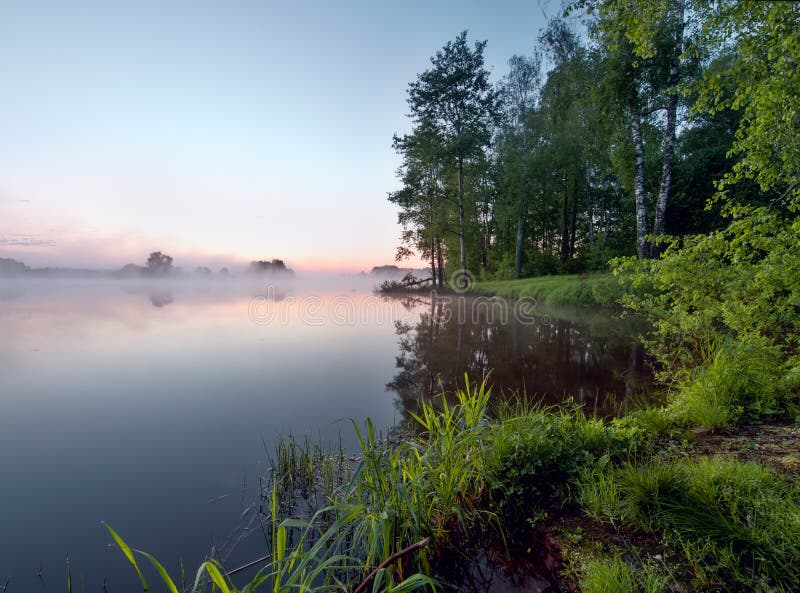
616,210 -> 800,362
484,405 -> 641,520
578,457 -> 800,591
667,337 -> 788,429
615,208 -> 799,425
694,1 -> 800,209
609,1 -> 800,428
581,557 -> 669,593
474,273 -> 623,305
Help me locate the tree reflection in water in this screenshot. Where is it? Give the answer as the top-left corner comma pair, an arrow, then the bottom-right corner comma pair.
387,294 -> 651,418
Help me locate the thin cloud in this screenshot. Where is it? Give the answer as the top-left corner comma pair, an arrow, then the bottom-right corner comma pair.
0,236 -> 57,247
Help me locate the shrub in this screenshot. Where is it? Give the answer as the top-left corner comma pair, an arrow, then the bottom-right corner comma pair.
668,337 -> 789,429
484,407 -> 641,520
614,208 -> 800,425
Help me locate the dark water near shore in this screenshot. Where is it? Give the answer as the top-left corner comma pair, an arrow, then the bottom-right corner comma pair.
0,280 -> 649,591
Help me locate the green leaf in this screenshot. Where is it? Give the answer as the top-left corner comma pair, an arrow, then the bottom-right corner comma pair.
135,550 -> 180,593
203,561 -> 232,593
104,523 -> 150,592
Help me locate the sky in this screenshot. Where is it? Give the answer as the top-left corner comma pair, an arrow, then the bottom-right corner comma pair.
0,0 -> 557,272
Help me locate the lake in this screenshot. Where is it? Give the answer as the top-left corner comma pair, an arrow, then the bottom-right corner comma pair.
0,278 -> 649,591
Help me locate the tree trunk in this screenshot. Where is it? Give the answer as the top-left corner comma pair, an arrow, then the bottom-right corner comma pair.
429,187 -> 437,284
436,239 -> 444,287
457,156 -> 467,276
651,0 -> 684,257
600,188 -> 608,252
569,172 -> 578,259
515,127 -> 529,278
430,237 -> 436,285
587,160 -> 593,256
515,213 -> 524,278
630,107 -> 648,259
541,187 -> 548,256
561,171 -> 570,263
482,199 -> 491,272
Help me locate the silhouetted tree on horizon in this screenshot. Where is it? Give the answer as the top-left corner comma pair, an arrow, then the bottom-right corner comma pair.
146,251 -> 174,275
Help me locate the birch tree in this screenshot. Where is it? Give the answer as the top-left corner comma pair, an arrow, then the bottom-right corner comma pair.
501,53 -> 541,278
587,0 -> 690,258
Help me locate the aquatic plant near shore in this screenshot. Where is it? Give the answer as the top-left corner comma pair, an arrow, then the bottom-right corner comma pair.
108,377 -> 643,591
105,494 -> 435,593
106,376 -> 799,592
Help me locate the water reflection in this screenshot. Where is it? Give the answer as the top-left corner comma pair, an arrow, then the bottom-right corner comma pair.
148,290 -> 174,307
387,294 -> 651,416
0,282 -> 650,590
0,283 -> 408,591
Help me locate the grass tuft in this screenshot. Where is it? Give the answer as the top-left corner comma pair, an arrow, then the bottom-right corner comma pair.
578,456 -> 800,592
581,557 -> 669,593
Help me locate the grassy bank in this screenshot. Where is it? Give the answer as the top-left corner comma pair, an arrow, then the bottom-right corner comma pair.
108,376 -> 799,593
472,273 -> 623,306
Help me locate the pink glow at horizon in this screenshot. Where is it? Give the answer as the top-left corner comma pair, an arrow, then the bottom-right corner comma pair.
0,0 -> 547,275
0,239 -> 413,274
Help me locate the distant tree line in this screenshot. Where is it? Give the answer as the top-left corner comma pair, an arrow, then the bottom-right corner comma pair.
1,253 -> 293,278
0,258 -> 29,275
248,259 -> 294,275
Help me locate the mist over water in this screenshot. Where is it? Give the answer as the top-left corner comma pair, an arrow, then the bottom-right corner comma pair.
0,277 -> 648,589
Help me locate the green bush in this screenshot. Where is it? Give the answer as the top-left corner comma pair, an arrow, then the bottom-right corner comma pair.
484,407 -> 641,520
614,208 -> 800,425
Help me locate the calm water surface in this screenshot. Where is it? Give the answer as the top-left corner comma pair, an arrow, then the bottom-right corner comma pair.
0,279 -> 649,590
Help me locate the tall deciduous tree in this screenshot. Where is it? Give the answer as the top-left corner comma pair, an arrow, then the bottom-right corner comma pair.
390,121 -> 449,286
586,0 -> 690,258
501,53 -> 541,278
406,31 -> 501,279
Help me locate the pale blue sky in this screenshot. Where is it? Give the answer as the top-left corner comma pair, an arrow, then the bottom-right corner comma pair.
0,0 -> 555,271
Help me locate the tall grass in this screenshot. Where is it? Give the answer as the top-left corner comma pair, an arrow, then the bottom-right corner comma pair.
333,377 -> 496,574
666,337 -> 789,429
578,457 -> 800,592
105,490 -> 435,593
269,433 -> 352,522
580,557 -> 669,593
472,273 -> 622,306
106,374 -> 798,592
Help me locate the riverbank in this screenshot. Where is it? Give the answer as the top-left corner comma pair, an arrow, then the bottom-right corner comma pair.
110,380 -> 800,593
472,273 -> 622,306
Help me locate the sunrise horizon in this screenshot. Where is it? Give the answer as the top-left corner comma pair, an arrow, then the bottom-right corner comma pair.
0,0 -> 551,278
